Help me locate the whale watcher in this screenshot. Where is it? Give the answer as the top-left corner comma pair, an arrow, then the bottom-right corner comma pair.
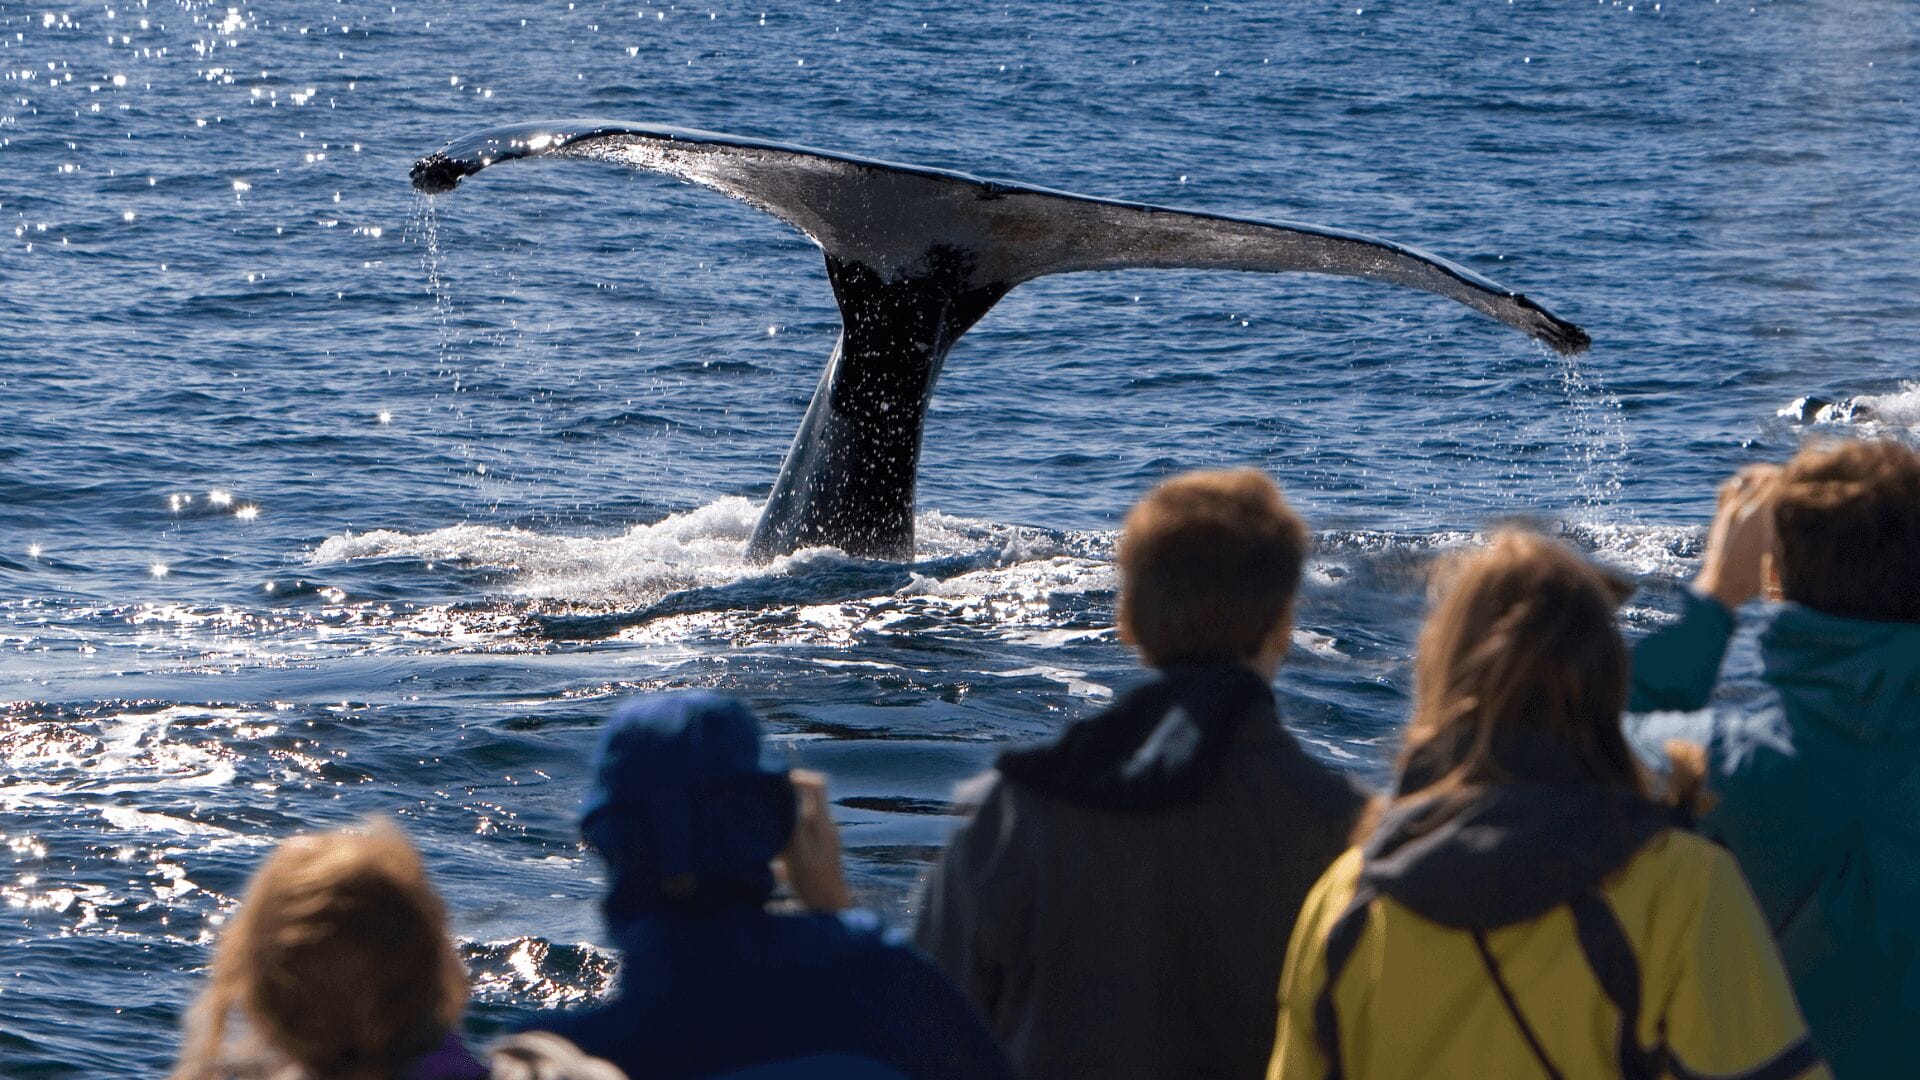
524,692 -> 1013,1080
1627,439 -> 1920,1078
914,468 -> 1368,1080
170,821 -> 623,1080
1270,531 -> 1825,1080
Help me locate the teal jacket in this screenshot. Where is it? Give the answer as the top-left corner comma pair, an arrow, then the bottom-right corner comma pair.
1629,593 -> 1920,1079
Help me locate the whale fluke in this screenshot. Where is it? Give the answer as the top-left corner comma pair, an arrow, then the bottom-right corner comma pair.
414,120 -> 1591,559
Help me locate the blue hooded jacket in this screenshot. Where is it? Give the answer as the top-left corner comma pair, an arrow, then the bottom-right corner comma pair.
528,693 -> 1013,1080
1630,594 -> 1920,1079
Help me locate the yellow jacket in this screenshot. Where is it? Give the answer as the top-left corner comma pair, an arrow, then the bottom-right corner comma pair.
1270,830 -> 1827,1080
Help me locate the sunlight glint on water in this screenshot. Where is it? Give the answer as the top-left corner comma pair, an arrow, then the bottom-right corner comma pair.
2,0 -> 1917,1072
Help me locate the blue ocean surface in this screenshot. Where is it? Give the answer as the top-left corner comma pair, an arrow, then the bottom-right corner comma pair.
2,0 -> 1917,1073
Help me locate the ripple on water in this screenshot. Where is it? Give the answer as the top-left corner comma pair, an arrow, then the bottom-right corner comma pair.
8,0 -> 1920,1072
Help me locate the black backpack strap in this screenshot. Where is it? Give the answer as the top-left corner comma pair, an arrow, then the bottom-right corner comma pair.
1566,888 -> 1665,1080
1313,884 -> 1375,1080
1471,928 -> 1567,1080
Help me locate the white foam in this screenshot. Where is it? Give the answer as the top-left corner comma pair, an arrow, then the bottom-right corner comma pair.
899,556 -> 1113,605
310,499 -> 1110,617
1563,522 -> 1703,579
985,665 -> 1113,699
1000,627 -> 1114,649
1779,382 -> 1920,437
1294,628 -> 1343,658
1850,381 -> 1920,432
304,501 -> 1716,658
1321,524 -> 1703,581
315,497 -> 764,605
96,805 -> 245,840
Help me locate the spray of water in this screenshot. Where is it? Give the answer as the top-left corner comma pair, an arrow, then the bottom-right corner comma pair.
405,195 -> 459,374
1555,348 -> 1629,516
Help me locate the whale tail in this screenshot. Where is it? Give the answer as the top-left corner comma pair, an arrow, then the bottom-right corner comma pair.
413,121 -> 1591,558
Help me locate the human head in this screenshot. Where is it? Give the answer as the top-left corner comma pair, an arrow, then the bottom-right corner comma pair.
1117,468 -> 1309,670
173,821 -> 467,1080
580,692 -> 796,918
1400,529 -> 1641,798
1772,439 -> 1920,622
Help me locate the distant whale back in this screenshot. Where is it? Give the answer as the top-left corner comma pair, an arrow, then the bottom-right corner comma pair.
414,121 -> 1591,558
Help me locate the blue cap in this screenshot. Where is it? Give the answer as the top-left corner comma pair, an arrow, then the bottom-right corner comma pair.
580,692 -> 796,914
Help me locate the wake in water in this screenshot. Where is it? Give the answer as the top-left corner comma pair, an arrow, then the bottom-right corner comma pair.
306,497 -> 1705,650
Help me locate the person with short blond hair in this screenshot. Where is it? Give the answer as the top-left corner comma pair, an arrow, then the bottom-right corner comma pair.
1629,438 -> 1920,1078
171,821 -> 622,1080
916,468 -> 1365,1080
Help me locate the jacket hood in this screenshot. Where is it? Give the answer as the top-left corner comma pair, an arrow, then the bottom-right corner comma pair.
580,692 -> 796,917
1361,732 -> 1670,929
1762,603 -> 1920,742
995,661 -> 1276,811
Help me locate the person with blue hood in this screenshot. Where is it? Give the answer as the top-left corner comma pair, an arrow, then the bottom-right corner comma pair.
1628,439 -> 1920,1079
528,692 -> 1014,1080
915,469 -> 1368,1080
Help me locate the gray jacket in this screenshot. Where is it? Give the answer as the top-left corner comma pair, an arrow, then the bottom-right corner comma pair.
915,678 -> 1365,1080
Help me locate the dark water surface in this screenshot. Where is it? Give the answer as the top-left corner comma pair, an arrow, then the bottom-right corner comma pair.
3,0 -> 1917,1072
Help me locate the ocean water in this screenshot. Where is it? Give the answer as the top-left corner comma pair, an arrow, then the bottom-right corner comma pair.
2,0 -> 1917,1072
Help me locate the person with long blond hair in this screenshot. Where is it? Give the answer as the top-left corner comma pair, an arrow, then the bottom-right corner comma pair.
1268,531 -> 1825,1080
172,820 -> 621,1080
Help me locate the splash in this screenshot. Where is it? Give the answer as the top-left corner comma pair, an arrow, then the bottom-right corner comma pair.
1852,382 -> 1920,433
1776,382 -> 1920,445
310,498 -> 1087,609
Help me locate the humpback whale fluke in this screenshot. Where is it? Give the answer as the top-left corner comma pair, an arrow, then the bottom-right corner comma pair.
413,120 -> 1591,560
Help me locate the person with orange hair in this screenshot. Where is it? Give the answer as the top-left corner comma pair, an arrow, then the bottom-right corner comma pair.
917,468 -> 1367,1080
171,820 -> 621,1080
1270,531 -> 1824,1080
1629,439 -> 1920,1078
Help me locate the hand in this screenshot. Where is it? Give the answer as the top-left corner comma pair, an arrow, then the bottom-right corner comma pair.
1695,465 -> 1781,611
775,769 -> 853,913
